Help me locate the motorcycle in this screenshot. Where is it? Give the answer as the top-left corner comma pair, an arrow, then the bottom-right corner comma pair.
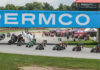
53,44 -> 66,50
91,45 -> 100,53
35,44 -> 44,50
7,33 -> 11,37
72,44 -> 83,51
0,34 -> 5,40
17,34 -> 25,46
26,39 -> 36,48
8,34 -> 17,45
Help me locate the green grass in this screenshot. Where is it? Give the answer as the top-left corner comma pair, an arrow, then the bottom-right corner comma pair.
84,45 -> 96,48
0,29 -> 25,34
63,40 -> 98,45
0,28 -> 48,34
0,53 -> 100,70
63,40 -> 97,48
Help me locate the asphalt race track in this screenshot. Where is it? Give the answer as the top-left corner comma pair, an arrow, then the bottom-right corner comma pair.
0,45 -> 100,59
0,30 -> 99,59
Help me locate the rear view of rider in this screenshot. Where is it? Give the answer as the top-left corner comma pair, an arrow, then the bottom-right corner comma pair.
17,34 -> 23,42
11,34 -> 17,41
96,44 -> 100,52
77,44 -> 81,48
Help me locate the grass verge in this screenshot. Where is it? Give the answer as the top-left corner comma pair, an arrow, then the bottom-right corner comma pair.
0,53 -> 100,70
63,40 -> 98,45
84,45 -> 96,48
0,29 -> 25,34
63,40 -> 97,48
0,28 -> 48,34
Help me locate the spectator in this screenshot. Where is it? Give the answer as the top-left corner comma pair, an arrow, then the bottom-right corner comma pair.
84,36 -> 87,41
58,37 -> 60,41
60,38 -> 62,41
67,35 -> 69,40
78,35 -> 80,40
73,38 -> 76,42
89,35 -> 91,40
72,33 -> 74,38
58,37 -> 62,41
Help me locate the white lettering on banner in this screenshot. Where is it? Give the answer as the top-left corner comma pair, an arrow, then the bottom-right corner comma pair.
5,13 -> 18,24
2,13 -> 90,26
59,14 -> 72,25
0,14 -> 1,19
22,13 -> 35,25
39,14 -> 55,25
76,14 -> 90,25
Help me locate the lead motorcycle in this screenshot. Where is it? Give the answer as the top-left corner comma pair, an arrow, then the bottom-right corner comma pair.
0,34 -> 5,40
8,34 -> 18,45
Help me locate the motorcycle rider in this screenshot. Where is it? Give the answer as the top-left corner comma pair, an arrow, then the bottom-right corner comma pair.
7,33 -> 11,37
8,33 -> 17,45
17,34 -> 24,42
75,44 -> 82,51
96,44 -> 100,52
11,33 -> 17,41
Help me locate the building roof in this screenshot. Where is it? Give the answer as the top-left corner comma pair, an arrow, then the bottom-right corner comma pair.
74,0 -> 100,3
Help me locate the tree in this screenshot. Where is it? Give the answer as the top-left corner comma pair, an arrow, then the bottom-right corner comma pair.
0,7 -> 5,10
58,3 -> 64,10
25,2 -> 43,10
32,2 -> 43,10
43,2 -> 54,10
5,4 -> 16,10
2,2 -> 72,11
18,6 -> 25,10
25,3 -> 33,10
63,5 -> 72,10
57,3 -> 72,11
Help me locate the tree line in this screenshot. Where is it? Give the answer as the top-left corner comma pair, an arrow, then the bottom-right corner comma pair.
0,2 -> 72,10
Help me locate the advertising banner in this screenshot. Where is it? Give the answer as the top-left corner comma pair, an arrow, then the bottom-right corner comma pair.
0,10 -> 100,28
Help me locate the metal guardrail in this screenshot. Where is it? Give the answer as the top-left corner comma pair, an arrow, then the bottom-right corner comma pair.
0,43 -> 97,45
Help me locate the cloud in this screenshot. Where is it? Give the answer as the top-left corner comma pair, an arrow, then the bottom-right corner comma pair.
50,0 -> 75,8
36,0 -> 54,3
0,0 -> 75,8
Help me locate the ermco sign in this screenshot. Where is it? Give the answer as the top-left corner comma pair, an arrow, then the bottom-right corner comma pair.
0,10 -> 100,28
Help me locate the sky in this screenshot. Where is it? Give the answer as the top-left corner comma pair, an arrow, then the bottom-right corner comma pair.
0,0 -> 75,8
